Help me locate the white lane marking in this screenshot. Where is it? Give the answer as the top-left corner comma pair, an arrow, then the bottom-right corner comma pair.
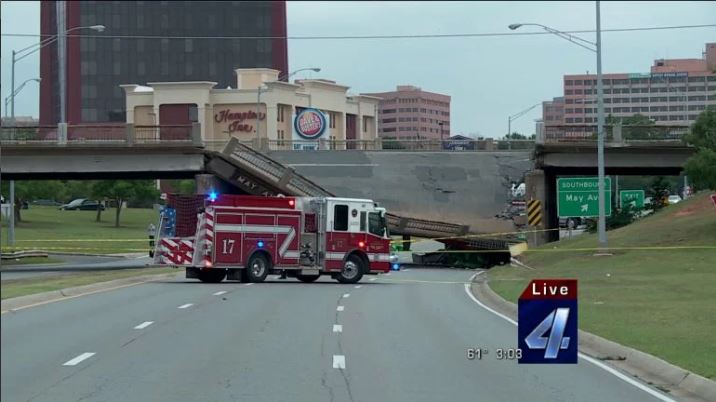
245,283 -> 254,286
63,352 -> 95,366
463,273 -> 678,402
384,273 -> 391,276
333,324 -> 343,333
369,277 -> 377,281
213,291 -> 227,296
354,285 -> 362,289
402,269 -> 410,272
333,355 -> 346,369
133,321 -> 154,330
342,293 -> 350,298
336,306 -> 345,311
177,303 -> 193,309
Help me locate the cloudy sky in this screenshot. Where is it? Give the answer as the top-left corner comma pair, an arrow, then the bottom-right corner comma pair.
1,1 -> 714,137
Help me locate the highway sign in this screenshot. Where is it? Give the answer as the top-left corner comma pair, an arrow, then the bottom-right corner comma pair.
619,190 -> 645,209
557,177 -> 612,218
527,199 -> 542,226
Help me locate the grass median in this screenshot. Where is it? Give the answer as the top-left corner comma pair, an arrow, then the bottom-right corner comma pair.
1,267 -> 178,300
488,192 -> 716,380
1,206 -> 157,254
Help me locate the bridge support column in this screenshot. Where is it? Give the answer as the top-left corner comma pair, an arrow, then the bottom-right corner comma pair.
525,169 -> 558,247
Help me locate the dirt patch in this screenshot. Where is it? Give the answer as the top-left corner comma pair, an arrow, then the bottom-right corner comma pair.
674,194 -> 711,217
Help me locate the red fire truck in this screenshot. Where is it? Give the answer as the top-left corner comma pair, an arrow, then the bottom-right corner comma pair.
154,194 -> 392,284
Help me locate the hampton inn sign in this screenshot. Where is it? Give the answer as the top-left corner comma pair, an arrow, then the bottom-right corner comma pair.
214,109 -> 266,134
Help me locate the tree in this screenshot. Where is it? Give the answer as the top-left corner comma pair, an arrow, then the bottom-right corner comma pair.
683,105 -> 716,190
164,179 -> 197,195
91,180 -> 159,227
504,132 -> 527,140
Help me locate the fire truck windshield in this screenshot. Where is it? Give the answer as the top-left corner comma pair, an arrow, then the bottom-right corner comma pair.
368,211 -> 387,237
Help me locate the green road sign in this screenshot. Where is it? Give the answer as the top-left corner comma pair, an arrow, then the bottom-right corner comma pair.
557,177 -> 612,218
619,190 -> 645,209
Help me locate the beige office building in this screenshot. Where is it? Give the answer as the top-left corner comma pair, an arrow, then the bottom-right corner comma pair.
122,68 -> 381,150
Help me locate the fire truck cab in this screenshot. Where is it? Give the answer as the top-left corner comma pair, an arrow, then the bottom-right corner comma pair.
154,194 -> 392,284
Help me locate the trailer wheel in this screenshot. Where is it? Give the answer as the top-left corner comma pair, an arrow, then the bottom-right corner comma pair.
198,269 -> 226,283
296,273 -> 320,283
247,254 -> 270,283
336,254 -> 364,284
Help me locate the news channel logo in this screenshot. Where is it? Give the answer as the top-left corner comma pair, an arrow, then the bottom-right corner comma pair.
518,279 -> 578,364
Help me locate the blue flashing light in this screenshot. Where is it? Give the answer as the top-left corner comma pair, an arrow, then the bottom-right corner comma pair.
392,263 -> 400,271
208,191 -> 218,202
257,240 -> 264,248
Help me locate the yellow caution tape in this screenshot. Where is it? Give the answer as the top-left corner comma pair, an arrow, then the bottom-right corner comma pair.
15,239 -> 149,242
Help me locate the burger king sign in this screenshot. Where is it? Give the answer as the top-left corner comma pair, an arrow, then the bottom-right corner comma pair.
292,108 -> 330,150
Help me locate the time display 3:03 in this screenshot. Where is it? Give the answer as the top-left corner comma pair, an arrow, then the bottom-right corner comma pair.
466,348 -> 522,360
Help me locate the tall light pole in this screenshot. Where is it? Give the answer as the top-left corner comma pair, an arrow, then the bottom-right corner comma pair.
6,24 -> 105,246
510,1 -> 608,249
256,67 -> 321,144
508,102 -> 541,137
4,79 -> 40,118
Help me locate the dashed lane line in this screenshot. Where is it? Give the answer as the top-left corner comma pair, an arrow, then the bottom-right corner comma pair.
62,353 -> 95,366
133,321 -> 153,330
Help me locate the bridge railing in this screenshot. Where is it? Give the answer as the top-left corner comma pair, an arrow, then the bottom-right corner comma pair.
205,138 -> 535,152
0,123 -> 201,146
541,125 -> 689,144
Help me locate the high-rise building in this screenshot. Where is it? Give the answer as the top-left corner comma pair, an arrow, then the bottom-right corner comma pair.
363,85 -> 451,140
554,43 -> 715,129
541,96 -> 564,137
40,1 -> 288,125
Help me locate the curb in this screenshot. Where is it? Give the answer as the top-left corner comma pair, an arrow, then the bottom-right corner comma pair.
471,274 -> 716,402
1,271 -> 180,314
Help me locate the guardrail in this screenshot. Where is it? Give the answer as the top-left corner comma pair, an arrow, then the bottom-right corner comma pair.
206,138 -> 536,152
1,123 -> 201,146
542,125 -> 689,144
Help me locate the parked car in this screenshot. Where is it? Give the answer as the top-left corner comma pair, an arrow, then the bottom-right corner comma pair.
667,195 -> 682,205
31,199 -> 63,206
59,198 -> 105,211
558,217 -> 582,228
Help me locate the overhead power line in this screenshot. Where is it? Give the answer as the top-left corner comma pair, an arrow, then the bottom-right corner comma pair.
1,24 -> 714,40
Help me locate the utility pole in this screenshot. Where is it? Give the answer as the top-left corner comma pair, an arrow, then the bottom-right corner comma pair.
595,1 -> 607,250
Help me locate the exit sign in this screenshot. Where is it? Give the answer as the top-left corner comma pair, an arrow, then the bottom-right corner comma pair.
557,177 -> 612,218
619,190 -> 645,209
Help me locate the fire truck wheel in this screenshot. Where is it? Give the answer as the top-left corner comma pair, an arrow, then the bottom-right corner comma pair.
198,269 -> 226,283
296,273 -> 320,283
247,254 -> 270,283
337,254 -> 364,284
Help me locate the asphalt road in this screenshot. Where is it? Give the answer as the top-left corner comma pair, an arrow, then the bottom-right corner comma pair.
1,268 -> 676,402
0,254 -> 153,280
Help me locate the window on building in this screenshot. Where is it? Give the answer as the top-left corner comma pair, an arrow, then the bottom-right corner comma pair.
277,129 -> 285,146
574,89 -> 583,94
330,112 -> 337,129
565,99 -> 574,104
566,118 -> 574,123
574,117 -> 583,123
565,90 -> 574,95
565,80 -> 574,85
574,80 -> 583,85
188,105 -> 198,122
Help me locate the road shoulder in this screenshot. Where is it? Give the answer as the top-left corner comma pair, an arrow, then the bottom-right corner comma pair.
470,271 -> 716,402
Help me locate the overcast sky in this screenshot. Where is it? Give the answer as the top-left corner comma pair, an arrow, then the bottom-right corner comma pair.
1,1 -> 714,137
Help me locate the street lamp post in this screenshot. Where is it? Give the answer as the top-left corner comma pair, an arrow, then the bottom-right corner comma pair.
5,24 -> 105,246
510,1 -> 608,250
508,103 -> 542,136
4,79 -> 41,118
256,67 -> 321,146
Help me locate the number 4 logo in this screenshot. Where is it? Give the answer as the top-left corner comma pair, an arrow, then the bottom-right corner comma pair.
525,308 -> 571,359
